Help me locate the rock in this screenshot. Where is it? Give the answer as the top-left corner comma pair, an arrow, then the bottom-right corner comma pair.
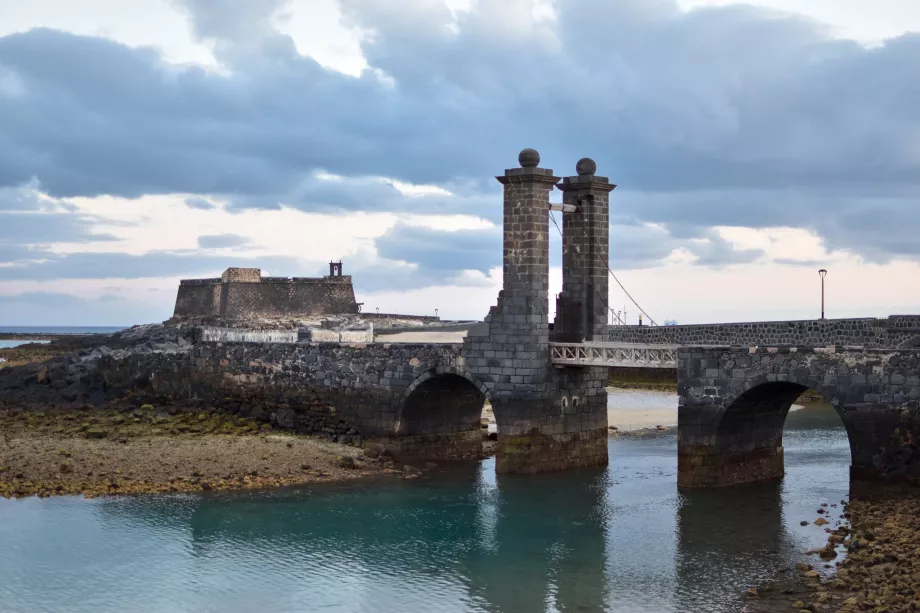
335,455 -> 355,469
804,570 -> 820,579
814,517 -> 829,526
85,426 -> 108,439
273,408 -> 295,429
796,562 -> 812,572
818,546 -> 837,560
800,520 -> 809,526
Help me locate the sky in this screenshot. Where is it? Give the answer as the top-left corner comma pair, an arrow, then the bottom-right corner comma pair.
0,0 -> 918,326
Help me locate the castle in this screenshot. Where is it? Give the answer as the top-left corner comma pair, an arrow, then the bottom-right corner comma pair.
173,262 -> 360,320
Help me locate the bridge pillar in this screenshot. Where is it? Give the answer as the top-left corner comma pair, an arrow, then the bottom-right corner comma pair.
464,149 -> 608,474
554,158 -> 616,341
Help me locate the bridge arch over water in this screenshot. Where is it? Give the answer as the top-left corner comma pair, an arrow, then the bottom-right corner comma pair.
394,369 -> 491,459
678,346 -> 920,488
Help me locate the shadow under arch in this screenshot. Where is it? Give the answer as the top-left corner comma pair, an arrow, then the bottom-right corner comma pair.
391,368 -> 491,459
680,375 -> 855,488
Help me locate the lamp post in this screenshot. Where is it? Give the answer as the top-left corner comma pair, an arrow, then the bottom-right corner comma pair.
818,269 -> 827,320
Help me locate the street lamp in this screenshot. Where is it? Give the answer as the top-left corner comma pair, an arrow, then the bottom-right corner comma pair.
818,269 -> 828,320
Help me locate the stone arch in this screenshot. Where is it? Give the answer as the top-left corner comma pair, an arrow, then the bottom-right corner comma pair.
394,367 -> 491,437
713,374 -> 853,482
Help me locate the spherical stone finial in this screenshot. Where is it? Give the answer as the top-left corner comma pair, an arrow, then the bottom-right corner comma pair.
518,148 -> 540,168
576,157 -> 597,176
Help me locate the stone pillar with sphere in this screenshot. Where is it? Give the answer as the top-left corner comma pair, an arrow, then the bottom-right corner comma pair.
462,149 -> 609,473
554,157 -> 616,341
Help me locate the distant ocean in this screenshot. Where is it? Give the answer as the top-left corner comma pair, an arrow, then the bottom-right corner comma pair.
0,326 -> 125,334
0,326 -> 125,351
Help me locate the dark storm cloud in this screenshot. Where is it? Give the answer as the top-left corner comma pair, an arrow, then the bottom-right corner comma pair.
0,0 -> 917,274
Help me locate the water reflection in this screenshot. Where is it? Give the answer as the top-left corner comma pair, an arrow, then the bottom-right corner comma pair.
0,405 -> 853,613
674,482 -> 792,612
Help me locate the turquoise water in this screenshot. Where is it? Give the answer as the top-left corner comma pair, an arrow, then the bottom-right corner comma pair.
0,409 -> 849,613
0,340 -> 51,349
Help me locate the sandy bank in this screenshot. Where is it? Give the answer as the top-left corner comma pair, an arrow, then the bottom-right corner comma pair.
376,330 -> 468,343
0,408 -> 415,499
606,387 -> 678,432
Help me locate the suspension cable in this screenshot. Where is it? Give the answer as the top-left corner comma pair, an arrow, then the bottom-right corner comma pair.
549,209 -> 658,327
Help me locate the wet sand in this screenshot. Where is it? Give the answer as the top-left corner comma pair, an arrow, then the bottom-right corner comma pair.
607,387 -> 677,432
376,330 -> 467,343
0,408 -> 409,499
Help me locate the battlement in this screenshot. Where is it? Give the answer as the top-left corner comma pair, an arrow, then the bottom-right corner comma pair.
173,263 -> 359,320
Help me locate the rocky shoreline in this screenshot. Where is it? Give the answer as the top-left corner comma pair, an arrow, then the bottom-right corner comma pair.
747,494 -> 920,613
0,407 -> 429,499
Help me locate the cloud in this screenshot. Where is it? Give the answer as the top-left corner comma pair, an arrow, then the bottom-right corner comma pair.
375,223 -> 500,273
0,184 -> 118,246
197,233 -> 250,248
0,290 -> 153,326
185,196 -> 217,210
0,291 -> 91,306
0,0 -> 918,284
0,250 -> 304,281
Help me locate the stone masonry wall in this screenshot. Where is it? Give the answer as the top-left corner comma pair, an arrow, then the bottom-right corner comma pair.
677,345 -> 920,487
221,277 -> 358,319
173,274 -> 359,319
173,280 -> 221,318
94,341 -> 470,448
606,315 -> 920,348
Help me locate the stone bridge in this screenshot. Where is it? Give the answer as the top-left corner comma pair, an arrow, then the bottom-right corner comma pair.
88,149 -> 920,487
678,346 -> 920,488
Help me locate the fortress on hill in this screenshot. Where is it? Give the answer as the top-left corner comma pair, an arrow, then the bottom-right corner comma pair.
173,262 -> 360,320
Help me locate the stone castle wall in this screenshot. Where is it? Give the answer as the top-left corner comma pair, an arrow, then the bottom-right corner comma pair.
220,277 -> 358,319
605,315 -> 920,348
173,268 -> 359,319
173,279 -> 222,318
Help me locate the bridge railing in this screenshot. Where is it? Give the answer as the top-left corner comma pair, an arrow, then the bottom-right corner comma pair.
549,342 -> 679,368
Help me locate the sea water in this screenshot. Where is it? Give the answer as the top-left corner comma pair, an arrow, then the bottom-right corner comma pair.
0,402 -> 849,613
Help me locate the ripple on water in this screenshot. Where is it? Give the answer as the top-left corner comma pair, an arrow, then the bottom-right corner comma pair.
0,408 -> 852,613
